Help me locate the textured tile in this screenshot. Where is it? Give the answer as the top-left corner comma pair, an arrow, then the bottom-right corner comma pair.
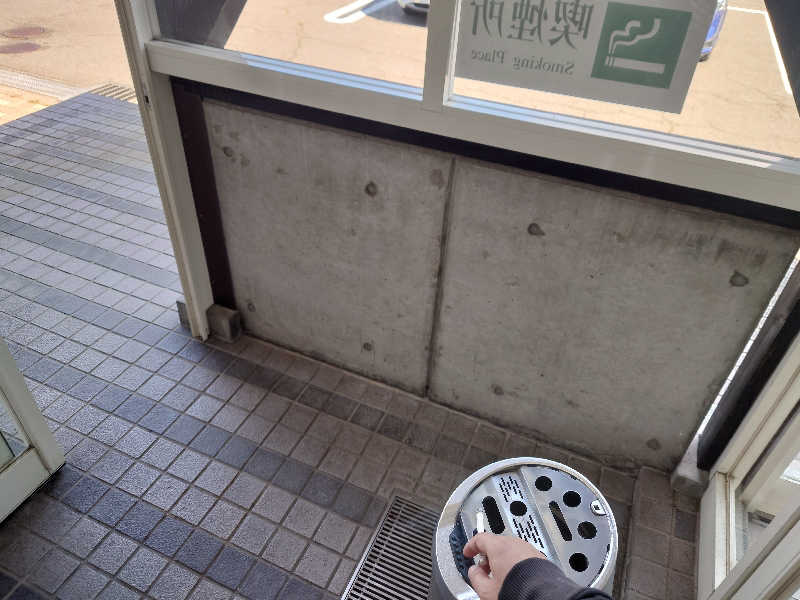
253,394 -> 290,422
323,395 -> 357,421
200,500 -> 245,539
59,517 -> 109,558
176,530 -> 223,573
66,404 -> 108,434
195,461 -> 238,495
188,579 -> 232,600
239,561 -> 287,600
161,385 -> 198,411
319,447 -> 357,480
96,581 -> 141,600
149,564 -> 198,600
30,547 -> 79,592
165,415 -> 205,445
314,513 -> 357,553
144,474 -> 187,510
328,558 -> 356,595
243,449 -> 284,482
90,415 -> 132,445
114,395 -> 155,423
89,533 -> 138,574
261,528 -> 306,571
210,404 -> 248,432
223,473 -> 266,509
282,577 -> 323,600
115,501 -> 164,541
295,543 -> 339,588
172,486 -> 216,525
168,449 -> 210,482
90,451 -> 135,484
302,472 -> 343,508
216,435 -> 257,468
118,547 -> 167,592
272,458 -> 313,494
56,565 -> 109,600
145,517 -> 193,557
62,477 -> 109,513
231,514 -> 276,555
332,484 -> 372,523
141,437 -> 182,469
284,498 -> 325,538
89,487 -> 136,526
116,426 -> 157,458
253,485 -> 296,523
0,530 -> 52,576
91,385 -> 130,412
207,546 -> 254,590
186,395 -> 223,421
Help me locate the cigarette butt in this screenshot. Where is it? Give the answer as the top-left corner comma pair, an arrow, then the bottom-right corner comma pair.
474,511 -> 487,568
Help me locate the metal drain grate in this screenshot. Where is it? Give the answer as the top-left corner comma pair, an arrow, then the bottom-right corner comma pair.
343,495 -> 438,600
88,83 -> 137,102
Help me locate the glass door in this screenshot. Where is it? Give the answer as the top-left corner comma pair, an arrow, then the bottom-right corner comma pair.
0,339 -> 64,523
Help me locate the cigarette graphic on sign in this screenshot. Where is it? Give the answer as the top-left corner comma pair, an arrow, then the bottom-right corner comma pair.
604,18 -> 665,73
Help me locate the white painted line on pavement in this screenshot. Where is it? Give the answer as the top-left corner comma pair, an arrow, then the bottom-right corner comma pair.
727,7 -> 792,96
324,0 -> 395,23
728,6 -> 765,14
764,11 -> 793,96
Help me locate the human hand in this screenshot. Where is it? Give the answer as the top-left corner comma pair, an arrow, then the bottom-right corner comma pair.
463,533 -> 546,600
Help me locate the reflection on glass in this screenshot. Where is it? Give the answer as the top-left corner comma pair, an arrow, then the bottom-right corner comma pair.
0,390 -> 28,468
155,0 -> 429,88
734,449 -> 800,566
453,0 -> 799,158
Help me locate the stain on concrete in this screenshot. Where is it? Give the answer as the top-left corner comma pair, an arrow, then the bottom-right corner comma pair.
362,342 -> 373,352
430,169 -> 445,189
730,270 -> 749,287
1,26 -> 47,39
275,167 -> 286,175
240,155 -> 250,167
246,301 -> 256,312
222,146 -> 235,158
364,181 -> 378,197
527,223 -> 545,236
0,42 -> 40,54
491,384 -> 504,396
646,438 -> 662,451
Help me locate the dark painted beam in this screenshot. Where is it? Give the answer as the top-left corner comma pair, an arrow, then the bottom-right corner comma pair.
765,0 -> 800,116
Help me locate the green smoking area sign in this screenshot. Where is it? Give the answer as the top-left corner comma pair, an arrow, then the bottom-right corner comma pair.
455,0 -> 716,113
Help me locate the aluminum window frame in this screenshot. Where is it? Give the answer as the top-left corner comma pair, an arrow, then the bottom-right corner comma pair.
116,0 -> 800,335
698,332 -> 800,600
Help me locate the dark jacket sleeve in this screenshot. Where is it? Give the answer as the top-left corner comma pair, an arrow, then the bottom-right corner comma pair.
498,558 -> 613,600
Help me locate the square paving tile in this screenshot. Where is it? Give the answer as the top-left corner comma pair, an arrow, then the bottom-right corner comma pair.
175,530 -> 223,573
56,565 -> 109,600
252,485 -> 296,523
223,473 -> 265,509
294,543 -> 339,588
115,501 -> 164,541
118,547 -> 167,592
143,474 -> 187,510
145,516 -> 193,557
207,546 -> 254,590
239,561 -> 287,600
172,487 -> 216,525
149,563 -> 198,600
188,424 -> 230,456
231,514 -> 276,555
200,500 -> 245,540
88,488 -> 136,526
88,533 -> 138,574
58,517 -> 109,558
284,498 -> 325,538
167,449 -> 210,482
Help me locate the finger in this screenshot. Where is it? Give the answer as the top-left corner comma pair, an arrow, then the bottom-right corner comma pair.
463,533 -> 496,558
468,564 -> 497,598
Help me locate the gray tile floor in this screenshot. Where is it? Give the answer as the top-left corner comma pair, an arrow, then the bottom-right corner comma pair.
0,94 -> 637,600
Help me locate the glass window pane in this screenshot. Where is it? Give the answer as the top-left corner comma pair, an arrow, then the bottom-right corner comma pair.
452,0 -> 800,158
154,0 -> 429,88
0,388 -> 29,466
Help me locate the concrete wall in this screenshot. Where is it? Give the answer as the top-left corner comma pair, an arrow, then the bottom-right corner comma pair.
205,100 -> 451,394
203,99 -> 800,470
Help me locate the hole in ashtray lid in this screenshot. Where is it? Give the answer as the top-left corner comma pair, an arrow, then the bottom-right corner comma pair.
535,476 -> 552,491
563,491 -> 581,507
482,496 -> 505,534
578,522 -> 597,539
510,501 -> 527,516
569,552 -> 589,572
